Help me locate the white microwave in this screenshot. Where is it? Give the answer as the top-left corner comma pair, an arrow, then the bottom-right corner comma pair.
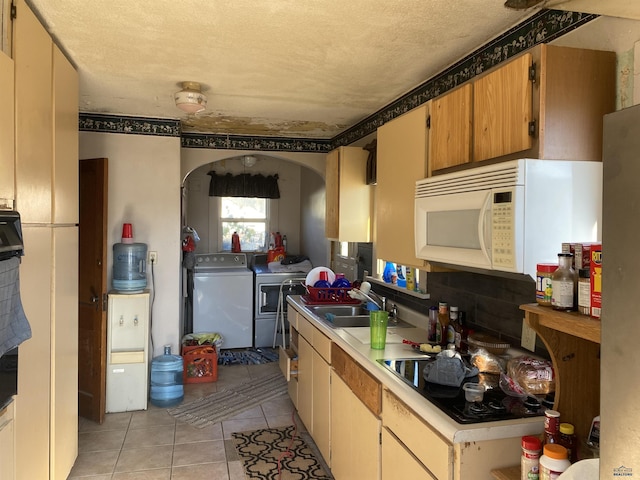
415,159 -> 602,278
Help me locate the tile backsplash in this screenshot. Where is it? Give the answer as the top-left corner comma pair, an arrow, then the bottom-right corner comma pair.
374,270 -> 546,356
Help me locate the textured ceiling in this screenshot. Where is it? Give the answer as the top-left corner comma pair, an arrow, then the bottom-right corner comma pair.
26,1 -> 548,138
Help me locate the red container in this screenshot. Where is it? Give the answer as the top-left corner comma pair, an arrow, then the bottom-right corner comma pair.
303,286 -> 360,304
182,345 -> 218,383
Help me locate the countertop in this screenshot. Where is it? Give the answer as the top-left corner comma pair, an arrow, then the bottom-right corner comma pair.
287,295 -> 544,444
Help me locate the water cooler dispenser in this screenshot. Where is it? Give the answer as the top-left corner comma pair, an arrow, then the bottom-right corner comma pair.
106,291 -> 150,412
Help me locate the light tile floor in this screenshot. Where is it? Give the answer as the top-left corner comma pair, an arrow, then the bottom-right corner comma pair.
68,362 -> 301,479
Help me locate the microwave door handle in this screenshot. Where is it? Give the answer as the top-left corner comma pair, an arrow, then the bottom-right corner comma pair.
479,193 -> 492,260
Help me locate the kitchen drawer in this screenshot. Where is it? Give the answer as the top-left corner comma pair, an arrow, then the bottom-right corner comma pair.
287,304 -> 298,330
297,313 -> 313,342
382,388 -> 452,480
332,343 -> 381,416
312,329 -> 331,363
279,346 -> 298,381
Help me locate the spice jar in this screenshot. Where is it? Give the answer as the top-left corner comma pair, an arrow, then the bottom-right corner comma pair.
551,253 -> 576,311
578,268 -> 591,315
536,263 -> 558,306
521,435 -> 542,480
544,409 -> 561,445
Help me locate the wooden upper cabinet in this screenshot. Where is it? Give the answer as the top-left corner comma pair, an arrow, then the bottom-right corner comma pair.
429,83 -> 472,172
376,104 -> 428,268
472,44 -> 615,166
325,146 -> 371,242
473,53 -> 533,163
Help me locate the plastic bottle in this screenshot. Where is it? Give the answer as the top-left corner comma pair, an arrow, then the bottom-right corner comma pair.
396,265 -> 407,288
521,435 -> 542,480
539,444 -> 571,480
274,232 -> 282,248
406,267 -> 415,291
112,223 -> 147,293
149,345 -> 184,407
551,253 -> 576,311
558,423 -> 578,463
282,235 -> 288,253
382,261 -> 397,284
543,409 -> 561,445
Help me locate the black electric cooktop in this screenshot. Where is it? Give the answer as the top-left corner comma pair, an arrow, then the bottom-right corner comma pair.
377,358 -> 546,424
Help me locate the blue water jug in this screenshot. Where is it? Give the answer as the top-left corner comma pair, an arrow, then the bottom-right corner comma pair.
149,345 -> 184,407
113,242 -> 148,293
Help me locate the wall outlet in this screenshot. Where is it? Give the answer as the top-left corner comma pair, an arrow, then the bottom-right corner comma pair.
521,318 -> 536,352
148,251 -> 158,264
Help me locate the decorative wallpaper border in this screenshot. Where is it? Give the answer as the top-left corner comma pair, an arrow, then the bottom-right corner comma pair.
180,133 -> 332,153
79,9 -> 596,152
332,9 -> 597,148
79,113 -> 181,137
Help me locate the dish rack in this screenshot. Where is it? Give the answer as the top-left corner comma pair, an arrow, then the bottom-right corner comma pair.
302,286 -> 361,305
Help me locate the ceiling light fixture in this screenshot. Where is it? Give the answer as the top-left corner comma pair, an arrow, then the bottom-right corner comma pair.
242,155 -> 257,168
175,81 -> 207,114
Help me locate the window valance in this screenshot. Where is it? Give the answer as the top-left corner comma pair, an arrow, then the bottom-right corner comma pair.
207,171 -> 280,199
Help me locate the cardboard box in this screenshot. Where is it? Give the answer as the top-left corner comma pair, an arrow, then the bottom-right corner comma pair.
590,244 -> 602,319
562,242 -> 599,270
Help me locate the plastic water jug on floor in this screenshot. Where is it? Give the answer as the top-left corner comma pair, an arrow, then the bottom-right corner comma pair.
149,345 -> 184,407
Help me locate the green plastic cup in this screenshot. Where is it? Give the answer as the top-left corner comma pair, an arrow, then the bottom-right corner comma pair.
370,310 -> 389,350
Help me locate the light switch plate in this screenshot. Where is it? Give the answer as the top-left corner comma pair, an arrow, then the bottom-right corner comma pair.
521,318 -> 537,352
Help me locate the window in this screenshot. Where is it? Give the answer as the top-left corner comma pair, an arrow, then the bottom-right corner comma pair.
220,197 -> 267,251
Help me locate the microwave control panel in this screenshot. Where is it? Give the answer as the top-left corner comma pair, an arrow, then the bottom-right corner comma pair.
491,191 -> 515,268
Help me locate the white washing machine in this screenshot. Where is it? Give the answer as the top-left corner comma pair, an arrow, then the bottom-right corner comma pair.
192,253 -> 253,349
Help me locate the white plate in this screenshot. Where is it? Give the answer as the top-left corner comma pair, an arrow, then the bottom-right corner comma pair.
305,266 -> 336,286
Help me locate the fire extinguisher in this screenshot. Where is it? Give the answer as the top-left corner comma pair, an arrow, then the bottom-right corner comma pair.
231,232 -> 241,253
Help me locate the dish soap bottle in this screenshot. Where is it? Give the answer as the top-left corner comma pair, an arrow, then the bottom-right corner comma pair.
382,261 -> 397,284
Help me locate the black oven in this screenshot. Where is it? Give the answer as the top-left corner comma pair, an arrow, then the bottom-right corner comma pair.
0,348 -> 18,410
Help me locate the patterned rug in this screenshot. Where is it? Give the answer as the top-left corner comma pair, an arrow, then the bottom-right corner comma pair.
232,425 -> 333,480
168,370 -> 287,428
217,347 -> 279,365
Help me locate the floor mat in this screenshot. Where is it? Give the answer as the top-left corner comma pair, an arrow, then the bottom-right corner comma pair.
232,425 -> 333,480
168,370 -> 287,428
217,347 -> 279,365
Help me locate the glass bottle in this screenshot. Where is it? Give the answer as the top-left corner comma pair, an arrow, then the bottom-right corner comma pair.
448,306 -> 460,348
438,302 -> 449,346
428,306 -> 438,342
551,253 -> 576,311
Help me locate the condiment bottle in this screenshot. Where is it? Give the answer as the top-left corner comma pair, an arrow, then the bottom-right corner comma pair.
536,263 -> 558,307
543,409 -> 561,445
447,306 -> 460,347
577,268 -> 591,315
558,423 -> 578,463
539,444 -> 571,480
551,253 -> 576,311
231,231 -> 241,253
428,306 -> 438,342
438,302 -> 449,346
521,435 -> 542,480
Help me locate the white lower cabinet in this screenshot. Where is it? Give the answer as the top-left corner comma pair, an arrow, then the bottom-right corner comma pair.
330,372 -> 381,480
382,428 -> 435,480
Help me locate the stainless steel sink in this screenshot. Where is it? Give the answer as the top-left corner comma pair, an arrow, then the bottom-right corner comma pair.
307,305 -> 368,317
306,305 -> 414,329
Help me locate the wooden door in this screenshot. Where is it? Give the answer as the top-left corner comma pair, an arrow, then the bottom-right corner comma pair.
429,83 -> 472,172
473,53 -> 533,162
78,158 -> 108,423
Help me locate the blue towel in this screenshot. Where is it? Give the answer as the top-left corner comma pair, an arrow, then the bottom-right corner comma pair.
0,257 -> 31,357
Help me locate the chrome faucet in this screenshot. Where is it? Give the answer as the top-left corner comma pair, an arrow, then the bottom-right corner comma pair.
358,290 -> 386,311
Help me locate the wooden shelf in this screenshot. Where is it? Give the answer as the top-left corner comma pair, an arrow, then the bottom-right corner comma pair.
520,303 -> 600,443
491,466 -> 520,480
520,303 -> 601,344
